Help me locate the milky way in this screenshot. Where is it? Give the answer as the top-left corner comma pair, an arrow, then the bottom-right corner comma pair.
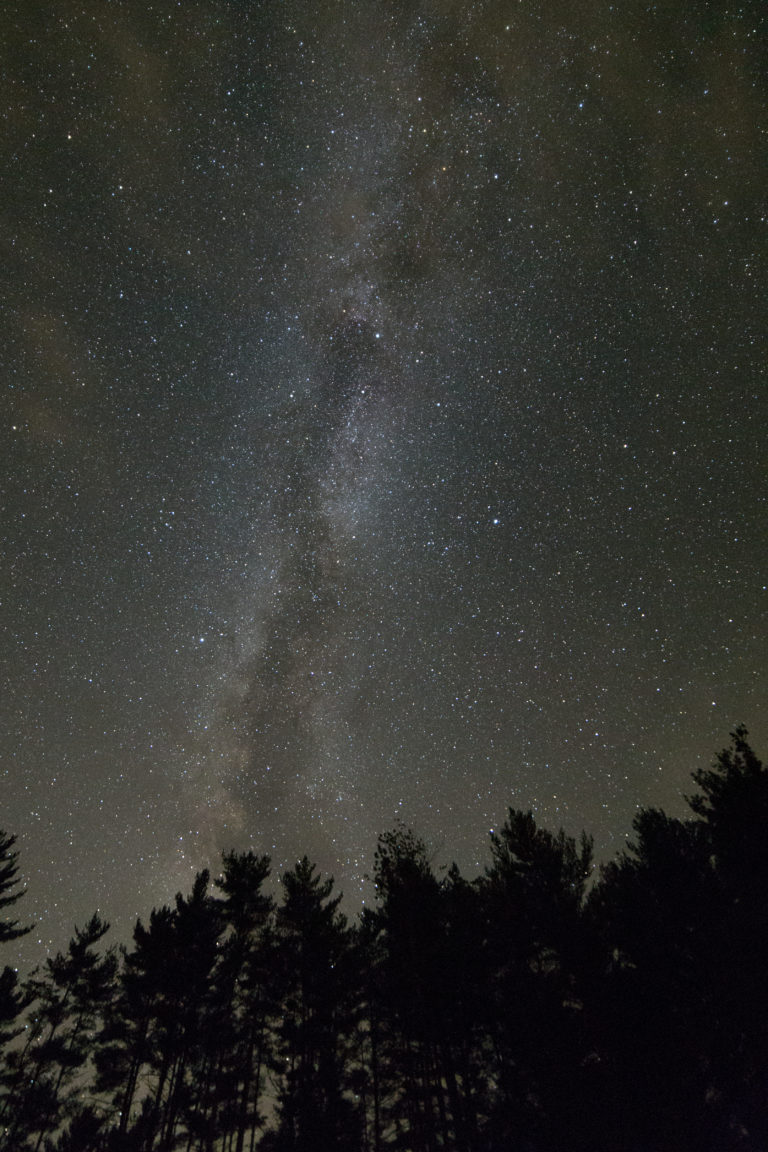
2,0 -> 765,963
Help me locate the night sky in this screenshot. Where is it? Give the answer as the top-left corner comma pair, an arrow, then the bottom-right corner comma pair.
3,0 -> 766,965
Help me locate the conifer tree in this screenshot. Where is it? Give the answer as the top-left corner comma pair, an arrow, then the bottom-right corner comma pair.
189,850 -> 276,1152
0,832 -> 29,947
0,733 -> 764,1151
0,914 -> 115,1151
586,729 -> 768,1151
95,903 -> 178,1148
0,830 -> 30,1056
688,727 -> 768,1148
371,826 -> 483,1152
266,857 -> 361,1152
154,871 -> 222,1150
586,808 -> 714,1150
481,810 -> 594,1151
96,872 -> 222,1151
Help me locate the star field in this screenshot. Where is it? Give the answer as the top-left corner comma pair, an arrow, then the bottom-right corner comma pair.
2,0 -> 766,963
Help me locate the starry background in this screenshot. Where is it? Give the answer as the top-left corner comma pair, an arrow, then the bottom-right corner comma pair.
2,0 -> 766,964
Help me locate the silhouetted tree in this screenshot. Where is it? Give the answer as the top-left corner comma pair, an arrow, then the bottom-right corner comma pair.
0,913 -> 115,1151
587,728 -> 768,1151
46,1103 -> 104,1151
370,826 -> 485,1152
480,810 -> 594,1151
350,911 -> 386,1152
688,727 -> 768,1148
587,808 -> 715,1151
266,857 -> 361,1152
95,903 -> 178,1149
0,830 -> 30,1057
0,832 -> 28,948
0,732 -> 764,1152
154,871 -> 223,1150
187,850 -> 276,1152
97,872 -> 222,1151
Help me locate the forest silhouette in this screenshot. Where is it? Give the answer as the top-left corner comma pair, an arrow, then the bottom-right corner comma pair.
1,726 -> 766,1151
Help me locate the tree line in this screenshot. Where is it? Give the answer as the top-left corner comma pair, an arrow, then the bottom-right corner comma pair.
1,726 -> 766,1151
